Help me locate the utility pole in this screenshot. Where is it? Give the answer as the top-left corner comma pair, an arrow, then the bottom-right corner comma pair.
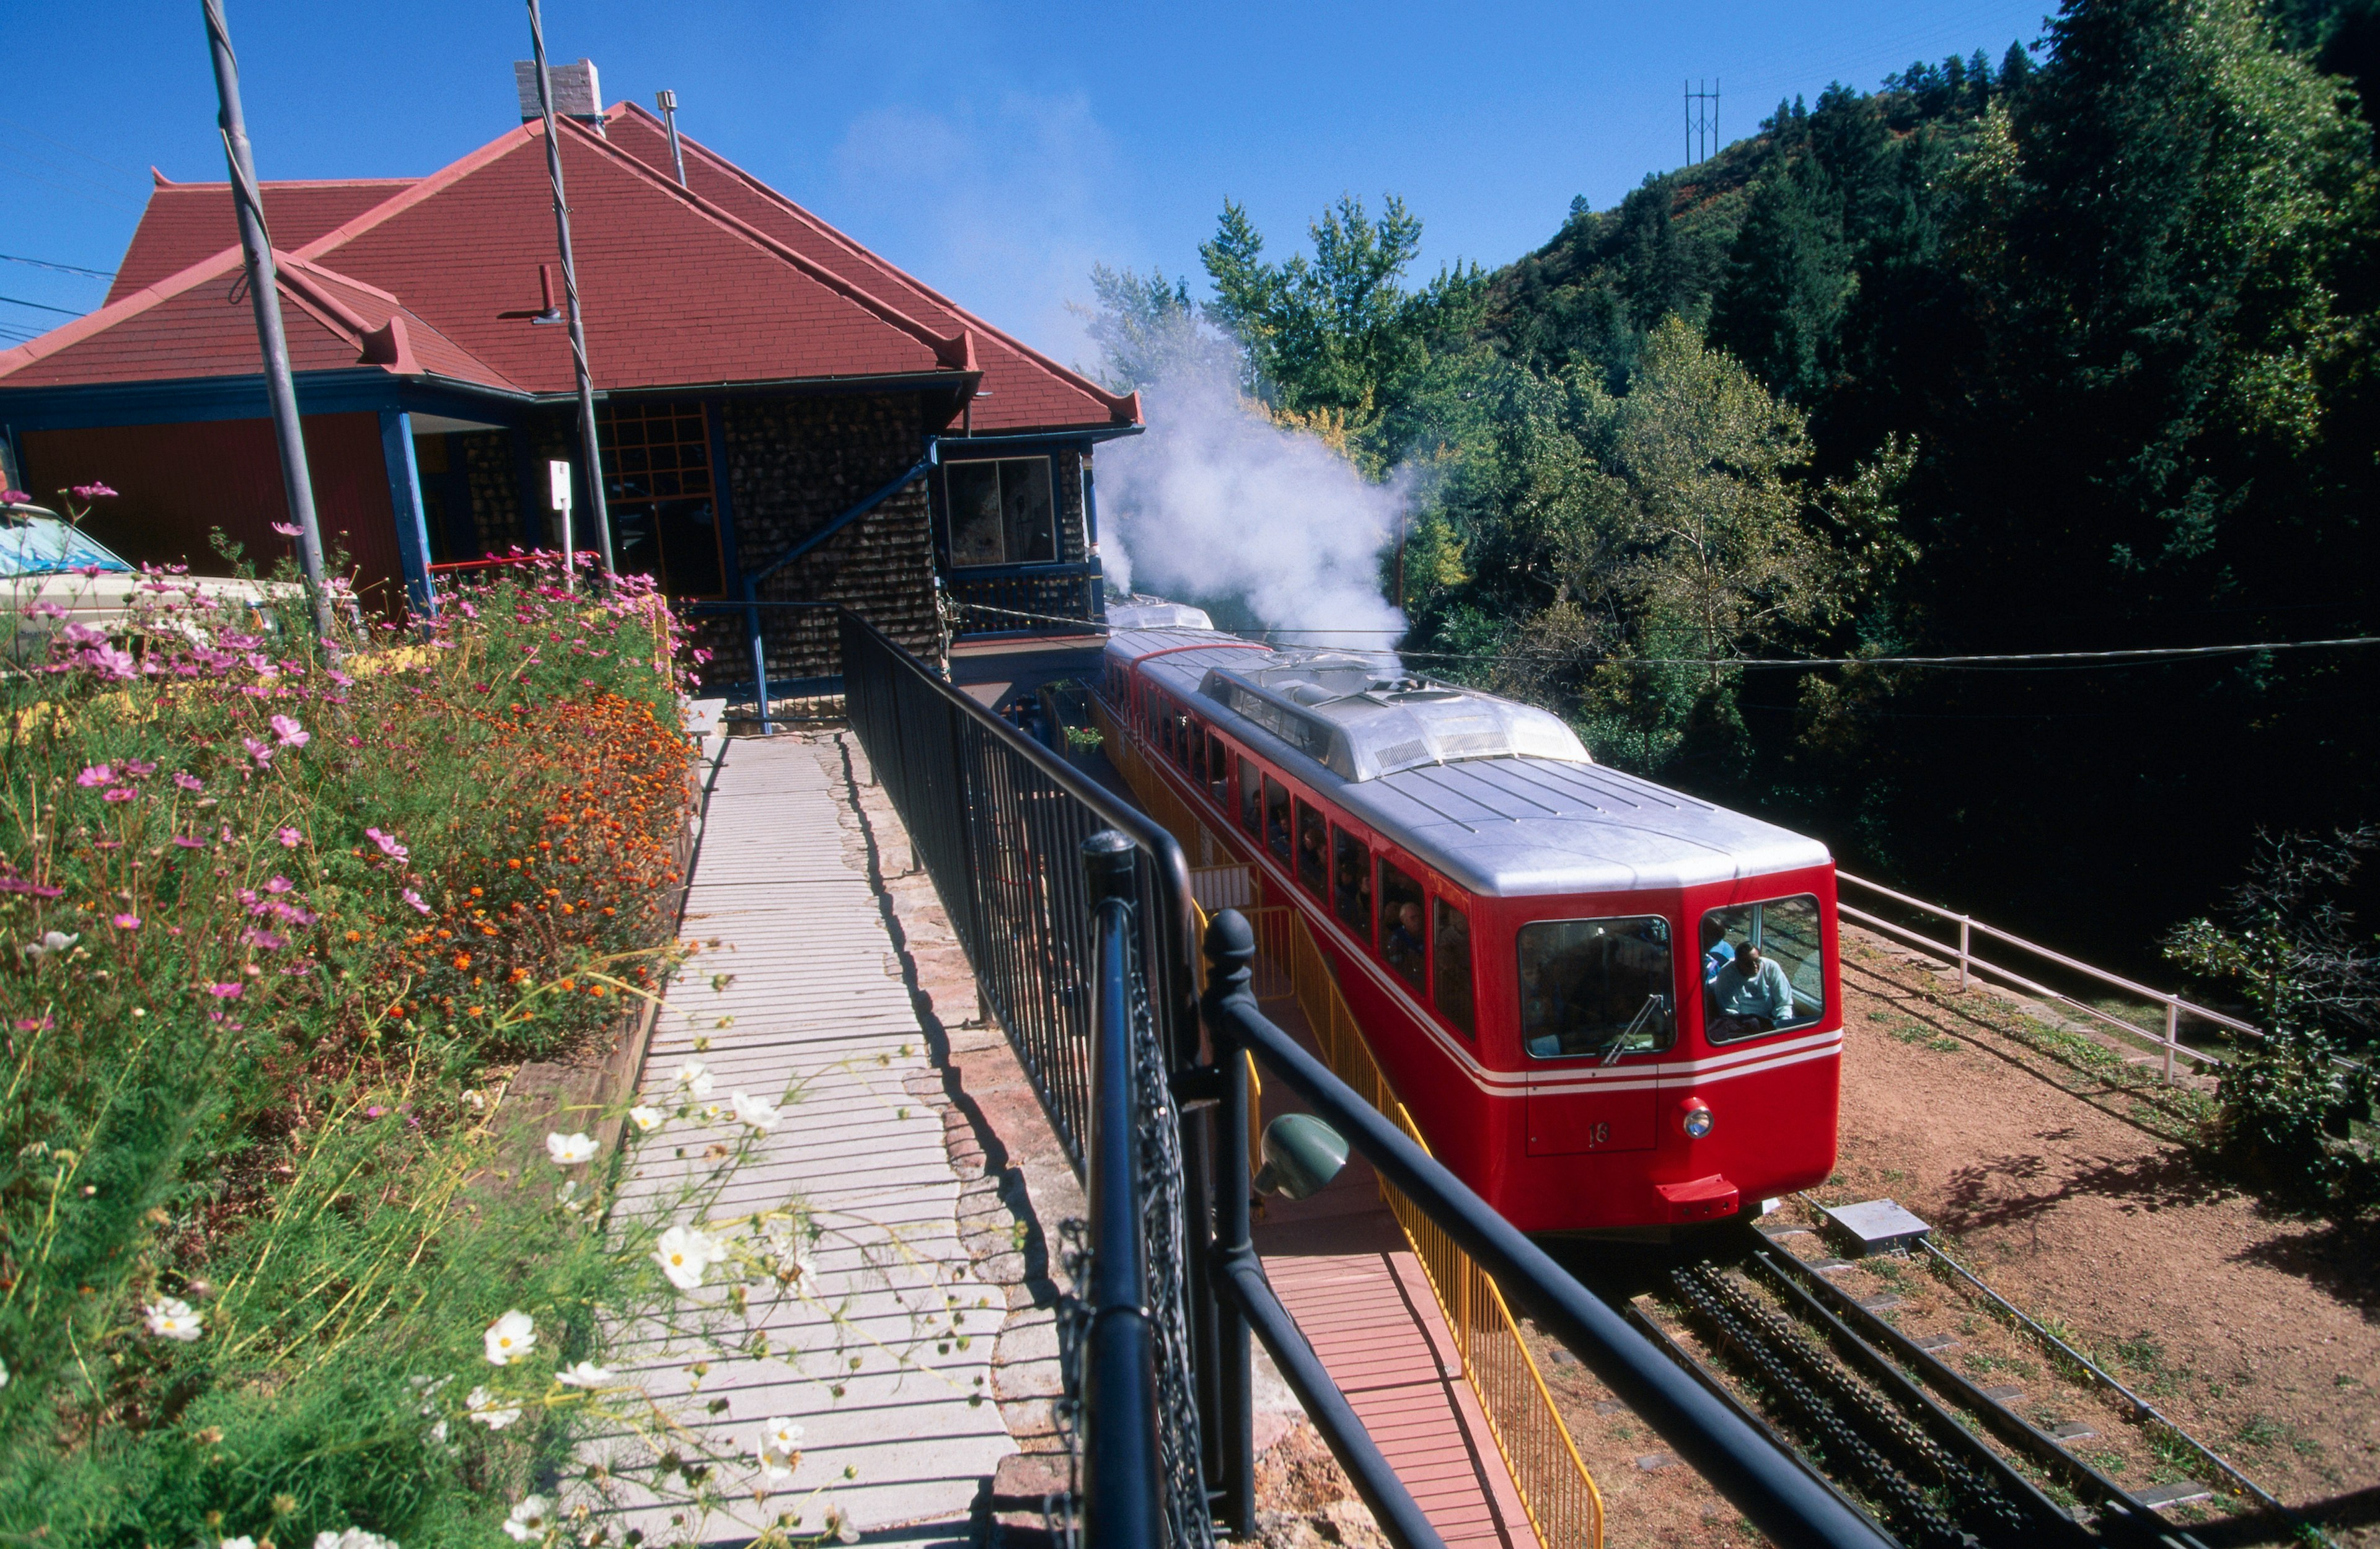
524,0 -> 616,581
1685,77 -> 1720,165
201,0 -> 335,644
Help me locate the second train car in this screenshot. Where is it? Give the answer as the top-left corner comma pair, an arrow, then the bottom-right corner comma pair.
1096,611 -> 1841,1233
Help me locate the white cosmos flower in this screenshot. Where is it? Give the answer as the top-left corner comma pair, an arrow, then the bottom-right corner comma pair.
729,1090 -> 782,1132
0,1356 -> 9,1387
545,1131 -> 597,1165
483,1308 -> 536,1365
757,1415 -> 804,1480
20,930 -> 79,962
222,1539 -> 256,1549
674,1060 -> 713,1098
698,1100 -> 726,1124
555,1359 -> 614,1388
653,1224 -> 726,1291
629,1104 -> 664,1133
465,1385 -> 521,1429
144,1297 -> 203,1341
502,1494 -> 552,1543
312,1530 -> 399,1549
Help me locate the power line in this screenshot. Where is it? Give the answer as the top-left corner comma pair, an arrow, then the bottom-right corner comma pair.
0,253 -> 115,279
959,601 -> 2380,673
0,293 -> 82,316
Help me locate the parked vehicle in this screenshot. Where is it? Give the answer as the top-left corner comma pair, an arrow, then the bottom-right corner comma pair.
3,500 -> 299,661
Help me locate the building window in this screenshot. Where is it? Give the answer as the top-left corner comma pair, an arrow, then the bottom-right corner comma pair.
597,400 -> 725,596
945,457 -> 1056,567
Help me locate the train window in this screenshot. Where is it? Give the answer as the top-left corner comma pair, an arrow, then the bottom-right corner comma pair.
1240,758 -> 1264,835
1518,917 -> 1675,1059
1182,716 -> 1201,775
1377,861 -> 1427,989
1331,828 -> 1372,943
1207,735 -> 1230,803
1433,897 -> 1476,1035
1699,895 -> 1825,1043
1263,778 -> 1292,862
1294,802 -> 1328,897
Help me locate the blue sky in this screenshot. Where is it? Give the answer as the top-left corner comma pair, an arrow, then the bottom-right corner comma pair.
2,1 -> 2052,362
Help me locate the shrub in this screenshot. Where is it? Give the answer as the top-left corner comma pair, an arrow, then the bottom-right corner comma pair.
2164,827 -> 2379,1218
0,551 -> 919,1547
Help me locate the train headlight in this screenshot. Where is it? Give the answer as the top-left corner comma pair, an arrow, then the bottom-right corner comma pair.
1680,1100 -> 1714,1139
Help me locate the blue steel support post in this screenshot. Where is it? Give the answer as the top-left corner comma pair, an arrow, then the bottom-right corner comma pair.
379,410 -> 437,618
1081,453 -> 1105,617
1080,832 -> 1164,1549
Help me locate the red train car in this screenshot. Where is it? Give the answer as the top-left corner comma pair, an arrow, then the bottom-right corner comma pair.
1097,615 -> 1841,1234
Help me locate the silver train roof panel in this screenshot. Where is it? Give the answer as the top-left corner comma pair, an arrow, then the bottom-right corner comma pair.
1104,596 -> 1217,632
1107,628 -> 1829,897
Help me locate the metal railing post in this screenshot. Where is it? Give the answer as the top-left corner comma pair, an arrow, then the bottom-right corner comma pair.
1957,916 -> 1971,990
746,587 -> 772,735
2164,1001 -> 2179,1085
1201,910 -> 1258,1535
1081,832 -> 1164,1549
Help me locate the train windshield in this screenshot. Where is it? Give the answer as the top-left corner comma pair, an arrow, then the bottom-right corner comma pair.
1699,895 -> 1826,1043
1518,917 -> 1675,1060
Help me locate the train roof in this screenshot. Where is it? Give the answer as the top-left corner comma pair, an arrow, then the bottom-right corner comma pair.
1104,626 -> 1831,897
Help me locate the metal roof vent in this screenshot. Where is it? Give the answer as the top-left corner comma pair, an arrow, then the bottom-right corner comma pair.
514,58 -> 602,123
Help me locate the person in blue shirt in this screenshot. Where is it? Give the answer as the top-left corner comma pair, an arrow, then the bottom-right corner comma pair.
1708,941 -> 1795,1039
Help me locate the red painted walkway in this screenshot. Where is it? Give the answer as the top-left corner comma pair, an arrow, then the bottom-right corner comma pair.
1253,994 -> 1541,1549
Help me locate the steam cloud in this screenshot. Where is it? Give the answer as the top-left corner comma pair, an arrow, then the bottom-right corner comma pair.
1098,362 -> 1409,646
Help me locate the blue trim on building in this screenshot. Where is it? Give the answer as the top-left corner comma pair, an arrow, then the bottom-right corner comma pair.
379,409 -> 437,617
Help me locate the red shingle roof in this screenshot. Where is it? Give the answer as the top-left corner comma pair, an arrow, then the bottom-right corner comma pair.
107,174 -> 417,303
9,115 -> 1139,436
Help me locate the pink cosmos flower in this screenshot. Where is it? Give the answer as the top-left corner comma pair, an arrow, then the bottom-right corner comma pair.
102,788 -> 135,803
0,488 -> 27,503
365,828 -> 409,864
173,772 -> 203,792
269,714 -> 309,748
172,836 -> 206,849
271,522 -> 302,537
277,827 -> 301,848
263,875 -> 294,894
82,643 -> 137,680
206,983 -> 243,999
60,622 -> 108,646
76,765 -> 112,788
112,913 -> 140,930
125,760 -> 157,778
402,888 -> 433,916
70,483 -> 118,500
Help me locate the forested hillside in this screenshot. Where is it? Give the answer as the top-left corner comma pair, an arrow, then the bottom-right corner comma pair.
1088,0 -> 2380,972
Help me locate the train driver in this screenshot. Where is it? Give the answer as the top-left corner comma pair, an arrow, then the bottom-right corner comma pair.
1707,941 -> 1795,1039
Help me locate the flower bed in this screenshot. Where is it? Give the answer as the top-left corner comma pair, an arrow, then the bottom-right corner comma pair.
0,549 -> 875,1547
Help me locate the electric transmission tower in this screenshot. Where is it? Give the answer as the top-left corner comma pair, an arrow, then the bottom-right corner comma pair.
1685,77 -> 1719,165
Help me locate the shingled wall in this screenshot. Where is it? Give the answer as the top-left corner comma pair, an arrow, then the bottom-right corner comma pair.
715,392 -> 940,682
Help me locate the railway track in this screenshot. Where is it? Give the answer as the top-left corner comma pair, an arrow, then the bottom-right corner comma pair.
1606,1222 -> 2219,1549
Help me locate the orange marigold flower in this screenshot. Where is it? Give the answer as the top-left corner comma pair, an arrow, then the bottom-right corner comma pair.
452,952 -> 472,971
345,930 -> 363,943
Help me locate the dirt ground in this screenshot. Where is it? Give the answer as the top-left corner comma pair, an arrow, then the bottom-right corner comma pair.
1516,929 -> 2380,1548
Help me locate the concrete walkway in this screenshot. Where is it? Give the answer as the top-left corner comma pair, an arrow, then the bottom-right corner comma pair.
588,736 -> 1018,1545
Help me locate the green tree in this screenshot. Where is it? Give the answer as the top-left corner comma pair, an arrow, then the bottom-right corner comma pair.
1200,194 -> 1483,437
1710,123 -> 1855,402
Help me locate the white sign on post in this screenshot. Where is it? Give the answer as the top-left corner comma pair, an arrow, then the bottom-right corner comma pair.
548,459 -> 575,574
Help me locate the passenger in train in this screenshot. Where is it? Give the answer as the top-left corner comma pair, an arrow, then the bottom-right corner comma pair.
1707,941 -> 1795,1038
1383,900 -> 1426,983
1700,916 -> 1735,985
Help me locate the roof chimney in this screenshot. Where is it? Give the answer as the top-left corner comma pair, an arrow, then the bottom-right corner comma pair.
514,58 -> 602,123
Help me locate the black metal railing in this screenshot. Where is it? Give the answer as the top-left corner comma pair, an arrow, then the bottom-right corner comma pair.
1197,908 -> 1900,1549
840,611 -> 1214,1548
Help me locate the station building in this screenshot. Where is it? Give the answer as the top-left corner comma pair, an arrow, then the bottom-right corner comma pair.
0,69 -> 1139,683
